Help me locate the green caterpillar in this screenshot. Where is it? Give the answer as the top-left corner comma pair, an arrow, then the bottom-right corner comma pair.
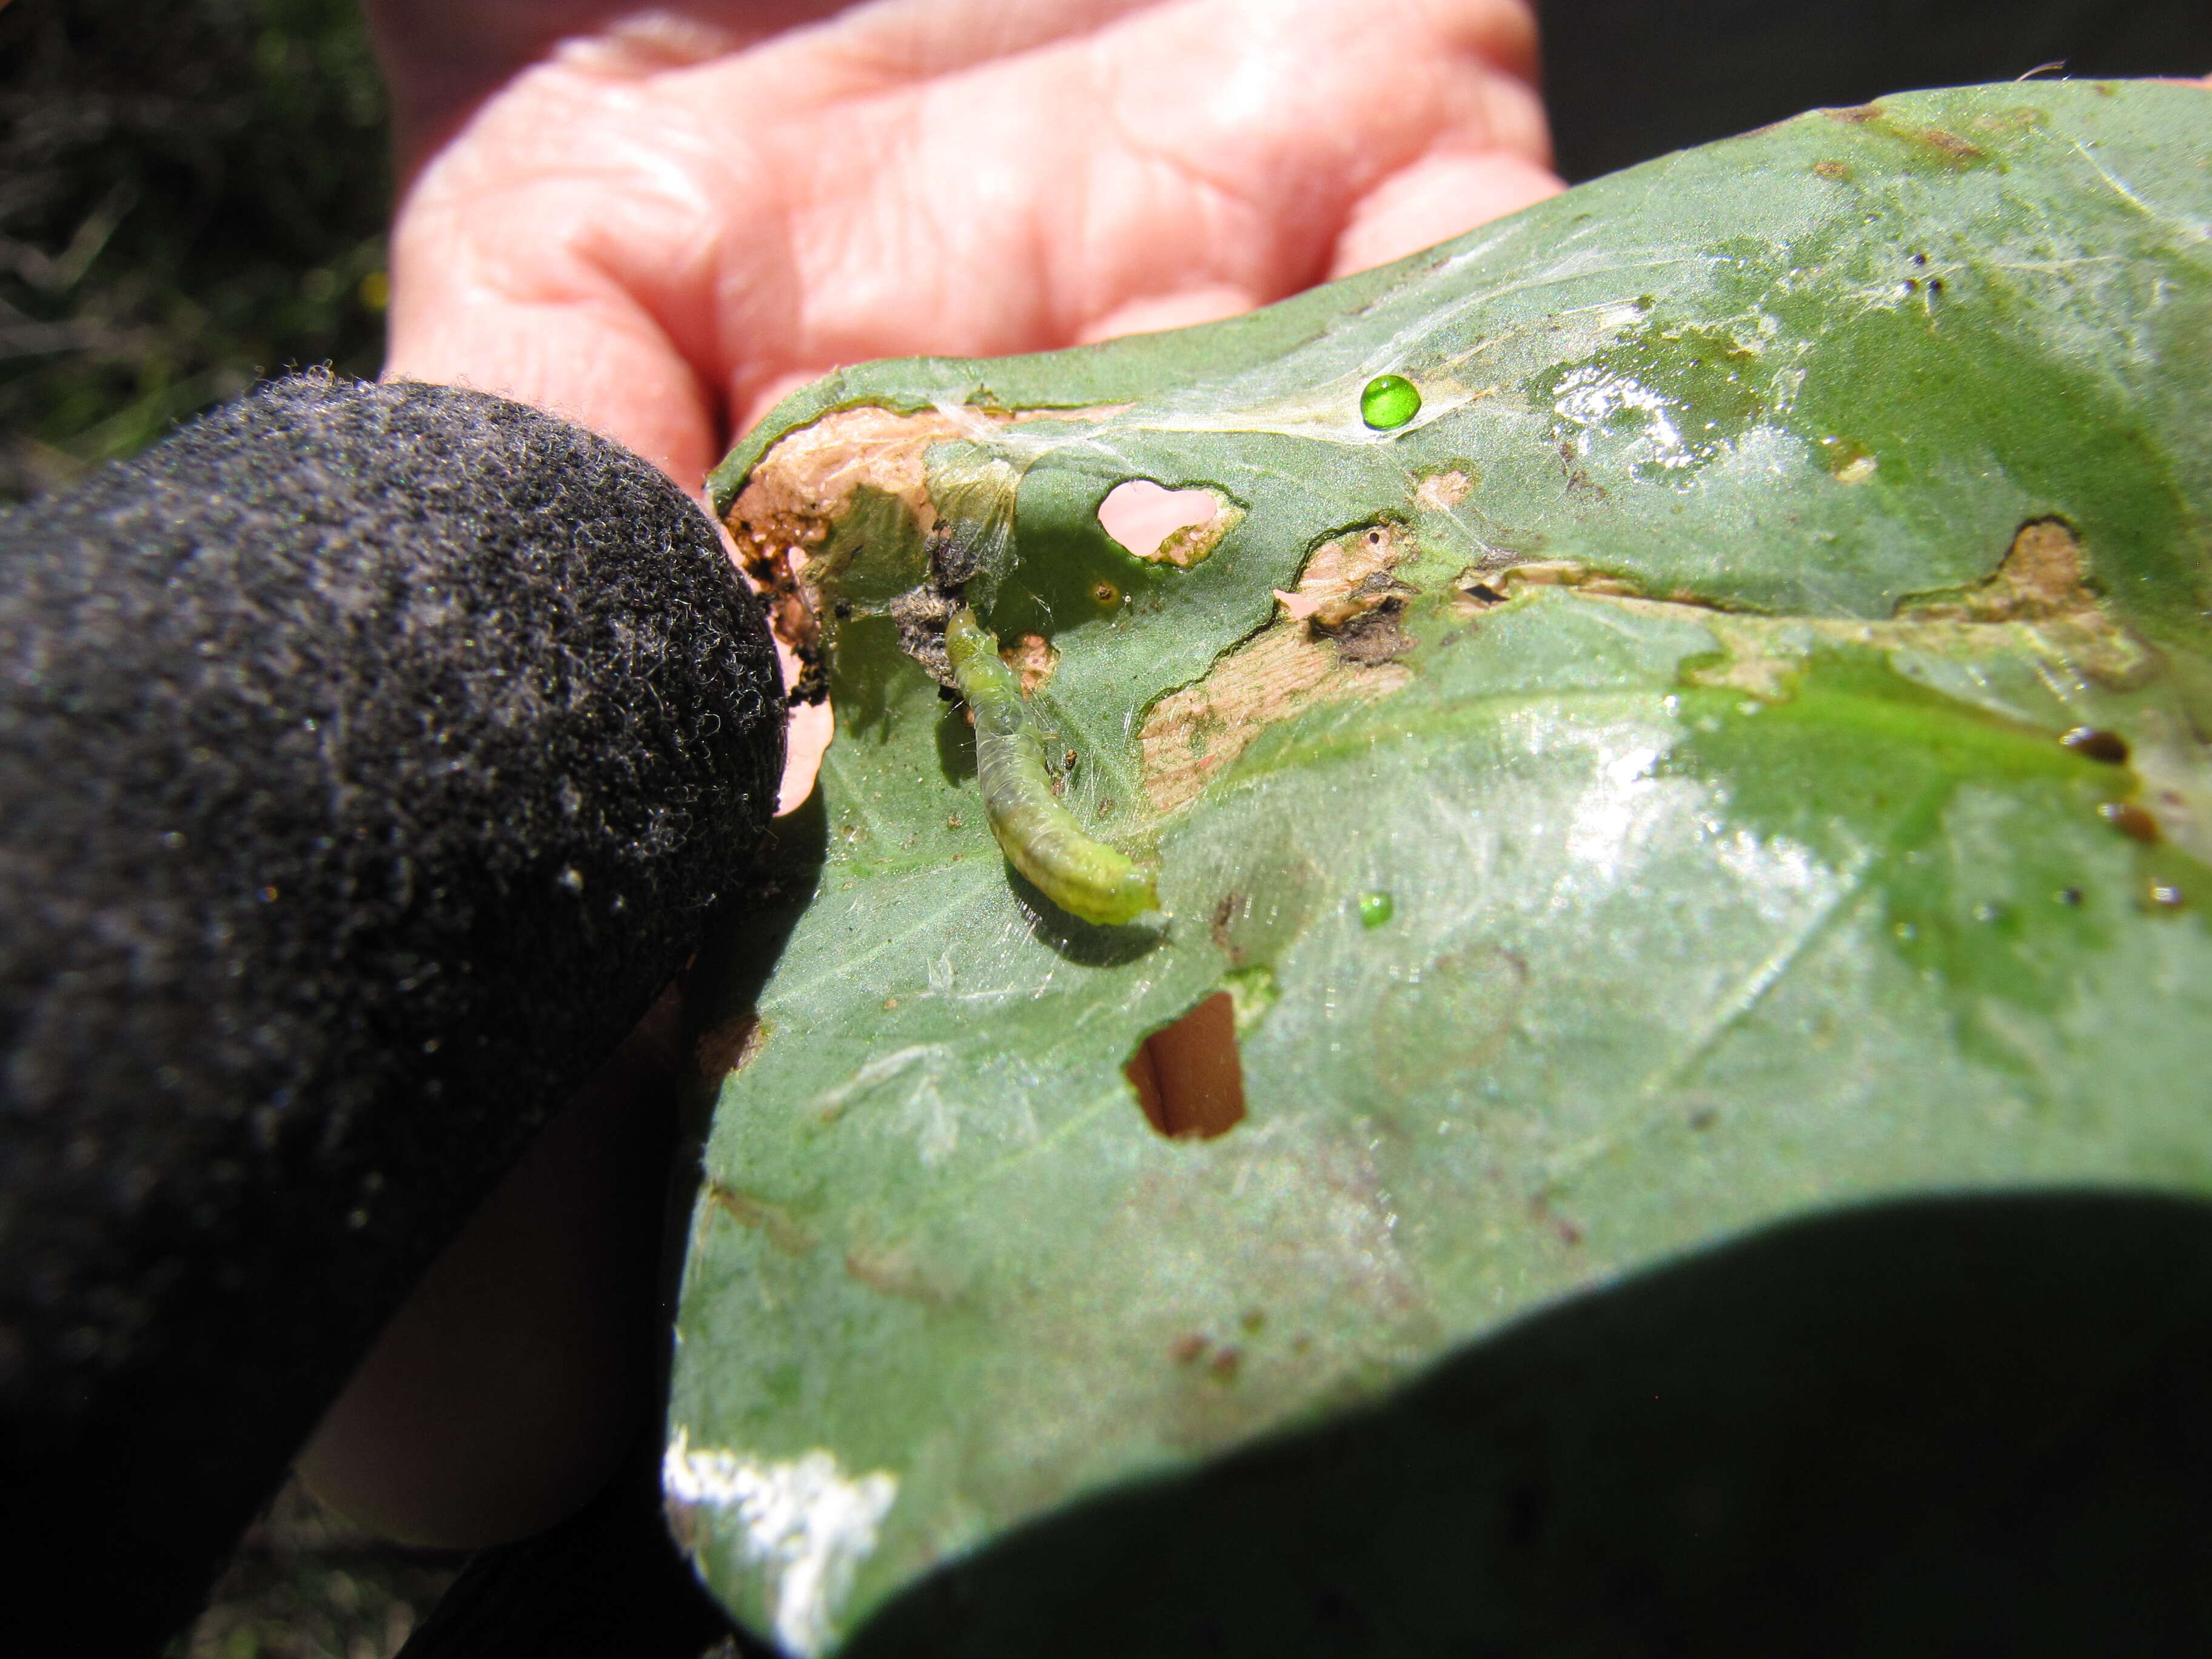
945,608 -> 1159,926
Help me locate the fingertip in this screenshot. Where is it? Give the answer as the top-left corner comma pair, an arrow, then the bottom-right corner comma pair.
292,1023 -> 677,1551
1328,149 -> 1564,279
381,184 -> 720,486
735,367 -> 838,437
778,696 -> 836,816
1413,0 -> 1545,85
1075,283 -> 1259,344
705,497 -> 829,817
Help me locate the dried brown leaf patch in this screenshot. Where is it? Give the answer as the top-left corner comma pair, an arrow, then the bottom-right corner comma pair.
1139,524 -> 1417,813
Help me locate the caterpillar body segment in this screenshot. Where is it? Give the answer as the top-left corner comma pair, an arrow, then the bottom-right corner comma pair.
944,609 -> 1159,926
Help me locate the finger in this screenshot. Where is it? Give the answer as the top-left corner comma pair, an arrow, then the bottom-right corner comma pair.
1073,282 -> 1258,345
779,697 -> 837,814
387,0 -> 1551,469
696,0 -> 1547,398
768,0 -> 1167,92
1065,0 -> 1549,301
368,1 -> 854,178
296,996 -> 683,1549
383,126 -> 722,484
1327,149 -> 1563,278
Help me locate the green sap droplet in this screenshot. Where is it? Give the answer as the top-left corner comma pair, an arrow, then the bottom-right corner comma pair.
1358,891 -> 1395,929
1359,374 -> 1421,431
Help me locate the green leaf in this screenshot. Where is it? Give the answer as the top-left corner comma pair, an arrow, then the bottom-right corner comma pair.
673,82 -> 2212,1655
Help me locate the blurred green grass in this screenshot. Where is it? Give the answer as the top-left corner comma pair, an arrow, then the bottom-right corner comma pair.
0,0 -> 389,501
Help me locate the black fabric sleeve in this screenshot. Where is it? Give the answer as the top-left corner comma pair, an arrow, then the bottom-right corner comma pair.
1538,0 -> 2212,181
0,373 -> 784,1650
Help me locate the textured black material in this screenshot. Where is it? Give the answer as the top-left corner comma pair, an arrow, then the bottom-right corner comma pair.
0,374 -> 783,1649
1539,0 -> 2212,181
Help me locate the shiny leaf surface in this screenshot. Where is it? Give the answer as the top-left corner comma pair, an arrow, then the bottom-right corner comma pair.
674,82 -> 2212,1655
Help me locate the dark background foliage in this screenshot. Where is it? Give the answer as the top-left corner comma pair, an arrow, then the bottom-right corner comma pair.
1538,0 -> 2212,180
0,0 -> 389,502
0,5 -> 433,1652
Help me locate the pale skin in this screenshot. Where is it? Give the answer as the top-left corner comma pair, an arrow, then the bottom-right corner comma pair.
301,0 -> 1560,1549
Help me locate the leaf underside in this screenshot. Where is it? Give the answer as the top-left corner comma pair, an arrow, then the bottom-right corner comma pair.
674,82 -> 2212,1656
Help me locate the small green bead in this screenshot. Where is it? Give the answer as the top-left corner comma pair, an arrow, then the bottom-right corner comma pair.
1358,890 -> 1395,929
1359,374 -> 1421,431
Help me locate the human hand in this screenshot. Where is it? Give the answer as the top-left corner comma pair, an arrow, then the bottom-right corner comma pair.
369,0 -> 1559,488
301,0 -> 1557,1554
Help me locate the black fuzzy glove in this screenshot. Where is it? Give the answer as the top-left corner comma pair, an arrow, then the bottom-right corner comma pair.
0,374 -> 783,1649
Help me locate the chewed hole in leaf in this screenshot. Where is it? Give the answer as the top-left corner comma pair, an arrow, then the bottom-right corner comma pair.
1125,991 -> 1245,1140
1097,480 -> 1237,568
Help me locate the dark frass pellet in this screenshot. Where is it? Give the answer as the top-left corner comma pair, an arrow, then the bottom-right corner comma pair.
2060,725 -> 2130,764
2099,802 -> 2162,844
1361,374 -> 1421,431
